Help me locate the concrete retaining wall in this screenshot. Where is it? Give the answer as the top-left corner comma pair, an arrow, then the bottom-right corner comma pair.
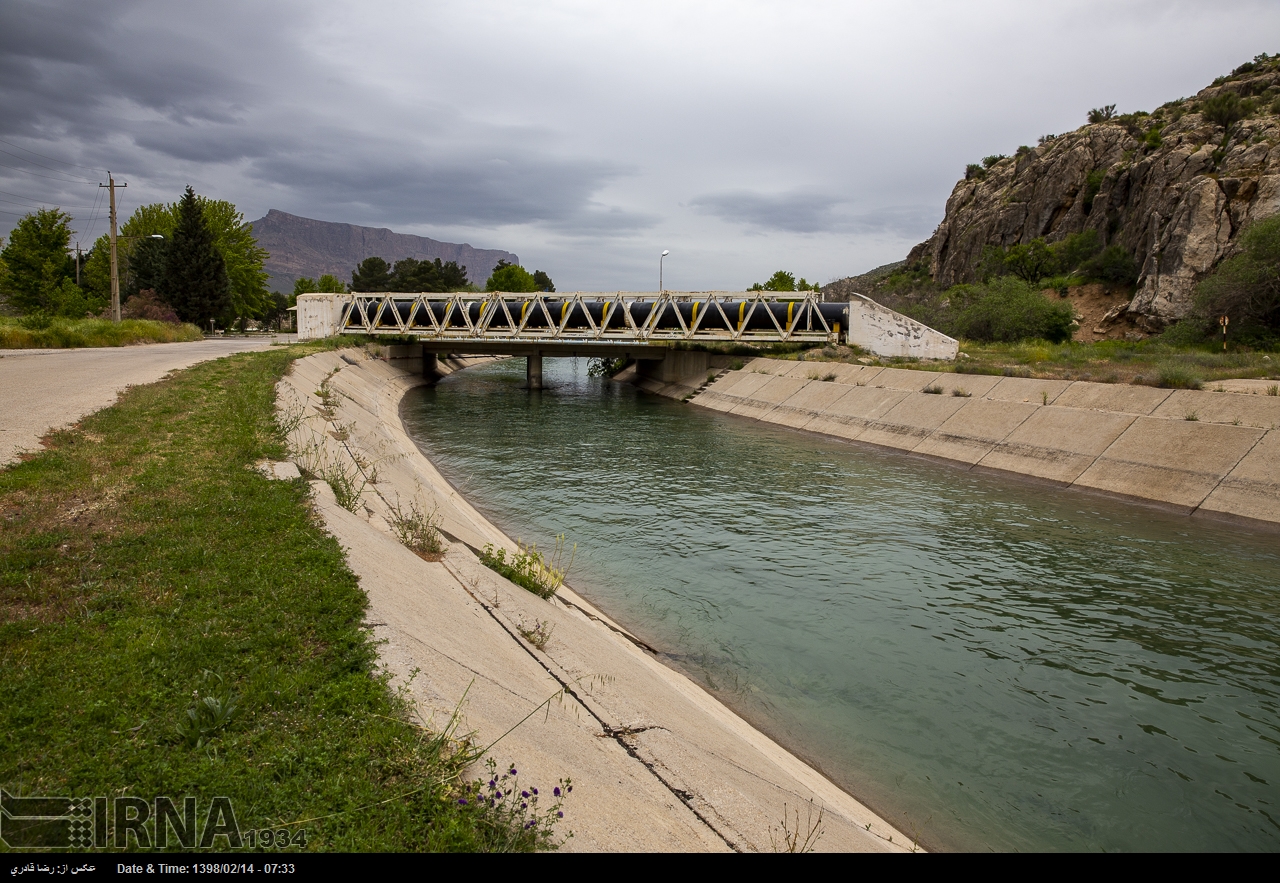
847,295 -> 959,360
688,357 -> 1280,526
296,292 -> 350,340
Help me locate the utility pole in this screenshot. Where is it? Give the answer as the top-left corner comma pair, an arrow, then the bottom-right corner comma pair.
99,172 -> 126,322
74,242 -> 81,286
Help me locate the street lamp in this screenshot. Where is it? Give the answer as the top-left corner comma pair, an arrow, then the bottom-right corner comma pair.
660,250 -> 670,293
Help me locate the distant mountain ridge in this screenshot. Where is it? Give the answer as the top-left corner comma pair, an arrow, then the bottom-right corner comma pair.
248,209 -> 518,292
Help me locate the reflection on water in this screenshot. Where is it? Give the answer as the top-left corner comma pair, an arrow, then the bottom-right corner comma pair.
401,357 -> 1280,851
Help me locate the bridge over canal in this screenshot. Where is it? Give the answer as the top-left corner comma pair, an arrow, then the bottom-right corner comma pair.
297,291 -> 957,388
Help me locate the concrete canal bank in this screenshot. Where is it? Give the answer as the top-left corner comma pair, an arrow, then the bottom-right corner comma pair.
636,357 -> 1280,527
275,349 -> 912,852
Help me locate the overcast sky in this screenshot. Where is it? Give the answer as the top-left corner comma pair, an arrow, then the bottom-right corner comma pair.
2,0 -> 1277,291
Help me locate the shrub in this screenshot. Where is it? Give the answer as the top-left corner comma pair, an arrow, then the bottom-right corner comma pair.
121,289 -> 180,323
965,163 -> 986,181
1194,215 -> 1280,337
1001,239 -> 1057,283
1203,92 -> 1245,130
479,537 -> 575,600
1015,145 -> 1033,159
982,154 -> 1006,168
1080,245 -> 1139,285
1088,104 -> 1117,124
1051,230 -> 1103,273
1155,364 -> 1204,389
951,277 -> 1076,344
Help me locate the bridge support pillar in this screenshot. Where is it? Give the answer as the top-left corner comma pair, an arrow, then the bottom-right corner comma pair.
422,348 -> 440,383
526,352 -> 543,390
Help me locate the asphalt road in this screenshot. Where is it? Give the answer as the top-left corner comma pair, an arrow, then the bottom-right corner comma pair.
0,338 -> 276,466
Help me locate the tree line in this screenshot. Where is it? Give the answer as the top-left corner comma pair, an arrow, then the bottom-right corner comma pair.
305,257 -> 556,295
0,186 -> 271,329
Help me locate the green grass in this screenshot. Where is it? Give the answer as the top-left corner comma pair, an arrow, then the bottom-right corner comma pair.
0,344 -> 567,851
774,340 -> 1279,387
0,316 -> 204,348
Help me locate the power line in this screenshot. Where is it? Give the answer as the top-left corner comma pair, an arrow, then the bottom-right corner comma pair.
0,194 -> 100,211
0,137 -> 108,174
0,147 -> 97,182
0,160 -> 99,186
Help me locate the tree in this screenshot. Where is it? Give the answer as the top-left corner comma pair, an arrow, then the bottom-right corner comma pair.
1001,239 -> 1058,283
532,270 -> 555,292
352,257 -> 392,292
388,258 -> 469,292
762,270 -> 796,291
485,260 -> 539,292
0,208 -> 77,314
951,276 -> 1076,343
161,186 -> 230,326
202,199 -> 270,322
293,274 -> 347,296
1079,245 -> 1138,285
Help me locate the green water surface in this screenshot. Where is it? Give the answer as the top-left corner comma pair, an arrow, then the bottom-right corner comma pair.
401,357 -> 1280,851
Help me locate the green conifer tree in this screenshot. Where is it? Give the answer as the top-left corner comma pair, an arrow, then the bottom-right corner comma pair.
161,186 -> 230,326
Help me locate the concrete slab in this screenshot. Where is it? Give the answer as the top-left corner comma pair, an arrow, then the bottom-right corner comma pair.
763,381 -> 856,429
827,364 -> 885,386
1210,378 -> 1280,395
867,367 -> 939,392
1151,388 -> 1280,429
914,399 -> 1038,465
694,371 -> 772,412
976,407 -> 1135,484
918,373 -> 1003,398
857,392 -> 969,452
729,376 -> 811,421
744,357 -> 789,375
801,386 -> 910,441
1052,382 -> 1173,415
1072,417 -> 1264,510
984,376 -> 1074,405
1198,430 -> 1280,524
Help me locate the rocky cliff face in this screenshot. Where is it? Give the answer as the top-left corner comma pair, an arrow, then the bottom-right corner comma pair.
248,209 -> 518,292
907,60 -> 1280,326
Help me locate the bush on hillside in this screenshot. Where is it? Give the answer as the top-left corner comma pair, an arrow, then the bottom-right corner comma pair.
950,277 -> 1076,344
1193,215 -> 1280,346
1079,245 -> 1139,285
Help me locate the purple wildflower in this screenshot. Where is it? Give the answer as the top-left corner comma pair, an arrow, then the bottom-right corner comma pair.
521,791 -> 530,799
510,768 -> 517,776
521,802 -> 527,809
494,790 -> 502,799
557,811 -> 563,818
567,785 -> 573,793
553,787 -> 561,797
488,779 -> 496,788
532,788 -> 538,796
457,798 -> 468,805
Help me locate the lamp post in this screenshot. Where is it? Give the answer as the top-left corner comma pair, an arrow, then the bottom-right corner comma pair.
660,250 -> 670,293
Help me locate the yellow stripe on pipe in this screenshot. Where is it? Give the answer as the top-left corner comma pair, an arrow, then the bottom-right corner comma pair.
561,301 -> 570,325
787,301 -> 795,328
691,302 -> 699,326
738,301 -> 746,330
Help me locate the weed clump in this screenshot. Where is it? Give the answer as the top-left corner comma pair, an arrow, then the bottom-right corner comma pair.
480,537 -> 576,600
388,499 -> 447,561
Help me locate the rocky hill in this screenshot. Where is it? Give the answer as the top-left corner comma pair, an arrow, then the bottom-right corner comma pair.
248,209 -> 518,292
901,55 -> 1280,327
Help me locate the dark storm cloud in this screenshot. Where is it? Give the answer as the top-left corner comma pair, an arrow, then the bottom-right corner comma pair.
0,0 -> 638,234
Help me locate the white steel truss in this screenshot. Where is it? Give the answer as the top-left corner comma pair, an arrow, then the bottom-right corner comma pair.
338,291 -> 840,344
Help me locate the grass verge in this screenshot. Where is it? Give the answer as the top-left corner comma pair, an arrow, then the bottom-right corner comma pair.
755,340 -> 1279,387
0,343 -> 567,851
0,317 -> 204,348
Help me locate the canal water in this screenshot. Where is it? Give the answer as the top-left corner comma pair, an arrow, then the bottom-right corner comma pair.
400,357 -> 1280,852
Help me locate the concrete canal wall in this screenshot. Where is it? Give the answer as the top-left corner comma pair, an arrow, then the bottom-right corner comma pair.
274,349 -> 912,852
679,358 -> 1280,527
